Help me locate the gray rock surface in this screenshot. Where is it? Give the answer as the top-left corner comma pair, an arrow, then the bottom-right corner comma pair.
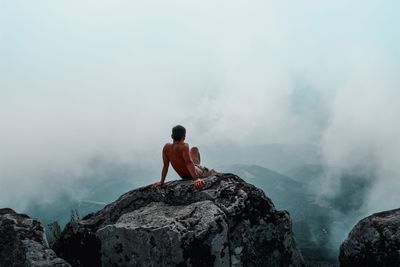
0,208 -> 70,267
53,172 -> 305,267
339,208 -> 400,267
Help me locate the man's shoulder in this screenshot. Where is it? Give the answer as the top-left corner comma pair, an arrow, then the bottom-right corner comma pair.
181,143 -> 191,150
163,142 -> 189,149
163,143 -> 172,150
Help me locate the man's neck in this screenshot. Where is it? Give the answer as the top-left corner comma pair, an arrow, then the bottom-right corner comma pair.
173,140 -> 184,144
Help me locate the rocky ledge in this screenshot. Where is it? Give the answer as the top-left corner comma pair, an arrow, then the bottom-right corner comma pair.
53,172 -> 305,267
0,208 -> 70,267
339,208 -> 400,267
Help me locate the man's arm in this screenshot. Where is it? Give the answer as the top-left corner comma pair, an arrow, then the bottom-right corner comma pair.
152,145 -> 169,188
182,144 -> 205,189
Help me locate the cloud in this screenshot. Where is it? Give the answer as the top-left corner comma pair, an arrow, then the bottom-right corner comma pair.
0,1 -> 399,221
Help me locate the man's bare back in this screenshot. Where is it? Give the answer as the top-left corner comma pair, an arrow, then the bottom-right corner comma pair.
152,125 -> 208,190
164,142 -> 194,179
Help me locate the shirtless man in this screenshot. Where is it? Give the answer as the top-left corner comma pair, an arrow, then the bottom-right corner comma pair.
152,125 -> 214,190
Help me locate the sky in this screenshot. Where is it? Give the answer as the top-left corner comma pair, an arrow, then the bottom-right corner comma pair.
1,0 -> 400,217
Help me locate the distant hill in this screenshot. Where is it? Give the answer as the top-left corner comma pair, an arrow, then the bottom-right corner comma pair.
285,163 -> 326,184
203,143 -> 322,174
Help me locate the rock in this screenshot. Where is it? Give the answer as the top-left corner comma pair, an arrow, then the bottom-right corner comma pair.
53,173 -> 305,267
0,208 -> 70,267
339,208 -> 400,267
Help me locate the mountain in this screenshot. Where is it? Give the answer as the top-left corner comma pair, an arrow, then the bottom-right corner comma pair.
285,163 -> 326,184
203,143 -> 321,174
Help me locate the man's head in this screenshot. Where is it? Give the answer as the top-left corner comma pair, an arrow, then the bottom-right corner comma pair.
171,125 -> 186,141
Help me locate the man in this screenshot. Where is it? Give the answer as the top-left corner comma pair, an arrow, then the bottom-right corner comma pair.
152,125 -> 214,190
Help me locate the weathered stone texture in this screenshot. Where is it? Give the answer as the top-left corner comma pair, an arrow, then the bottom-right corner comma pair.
340,208 -> 400,267
0,208 -> 70,267
53,173 -> 305,267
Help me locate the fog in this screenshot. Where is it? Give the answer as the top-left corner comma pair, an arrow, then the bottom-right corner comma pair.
1,0 -> 400,241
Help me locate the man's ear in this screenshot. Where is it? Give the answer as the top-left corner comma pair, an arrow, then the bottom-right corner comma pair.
171,134 -> 173,140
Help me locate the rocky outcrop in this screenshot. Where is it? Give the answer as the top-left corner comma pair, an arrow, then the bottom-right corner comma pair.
53,173 -> 305,267
339,208 -> 400,267
0,208 -> 70,267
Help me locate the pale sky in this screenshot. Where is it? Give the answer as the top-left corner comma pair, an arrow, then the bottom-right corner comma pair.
1,1 -> 400,212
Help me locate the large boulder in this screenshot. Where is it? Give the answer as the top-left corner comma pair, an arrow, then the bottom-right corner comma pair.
339,208 -> 400,267
0,208 -> 70,267
53,173 -> 305,267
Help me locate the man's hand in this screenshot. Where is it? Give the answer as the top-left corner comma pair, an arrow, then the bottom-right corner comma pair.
193,178 -> 205,190
152,181 -> 164,189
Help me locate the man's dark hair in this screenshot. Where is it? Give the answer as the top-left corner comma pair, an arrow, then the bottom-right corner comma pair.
172,125 -> 186,141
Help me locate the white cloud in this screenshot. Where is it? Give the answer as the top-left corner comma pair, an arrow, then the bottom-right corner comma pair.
0,0 -> 399,217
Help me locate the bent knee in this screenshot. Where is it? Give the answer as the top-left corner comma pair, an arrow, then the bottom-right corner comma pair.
190,146 -> 199,152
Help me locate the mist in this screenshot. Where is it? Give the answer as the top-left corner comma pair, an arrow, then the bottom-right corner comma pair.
1,1 -> 400,251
